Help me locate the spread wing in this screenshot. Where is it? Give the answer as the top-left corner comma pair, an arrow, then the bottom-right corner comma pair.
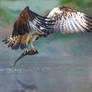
3,6 -> 54,50
47,6 -> 92,34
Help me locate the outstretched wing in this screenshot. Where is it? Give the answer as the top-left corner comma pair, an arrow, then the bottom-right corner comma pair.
47,6 -> 92,34
3,6 -> 54,50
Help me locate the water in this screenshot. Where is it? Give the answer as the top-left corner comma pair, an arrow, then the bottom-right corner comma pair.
0,0 -> 92,92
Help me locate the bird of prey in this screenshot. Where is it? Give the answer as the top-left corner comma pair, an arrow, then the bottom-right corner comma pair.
3,6 -> 92,65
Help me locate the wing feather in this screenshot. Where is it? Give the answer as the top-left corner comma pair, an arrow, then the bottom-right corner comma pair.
47,6 -> 92,34
3,6 -> 55,50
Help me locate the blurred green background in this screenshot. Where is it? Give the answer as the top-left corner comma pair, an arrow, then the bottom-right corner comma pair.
0,0 -> 92,24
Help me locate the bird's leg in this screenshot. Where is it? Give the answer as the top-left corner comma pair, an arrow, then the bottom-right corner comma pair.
24,36 -> 30,54
24,42 -> 28,54
30,32 -> 46,51
30,35 -> 39,53
29,32 -> 46,54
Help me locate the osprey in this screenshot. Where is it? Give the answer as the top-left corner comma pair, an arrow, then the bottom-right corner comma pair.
3,6 -> 92,65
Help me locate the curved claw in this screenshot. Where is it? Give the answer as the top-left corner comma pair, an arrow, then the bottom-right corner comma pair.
13,49 -> 39,67
27,49 -> 39,55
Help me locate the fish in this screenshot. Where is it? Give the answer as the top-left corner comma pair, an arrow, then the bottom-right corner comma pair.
13,50 -> 39,67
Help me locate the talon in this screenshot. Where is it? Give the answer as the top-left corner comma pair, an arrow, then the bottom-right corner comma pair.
24,48 -> 28,53
24,49 -> 28,55
31,48 -> 39,54
30,33 -> 39,55
32,48 -> 37,52
27,49 -> 39,55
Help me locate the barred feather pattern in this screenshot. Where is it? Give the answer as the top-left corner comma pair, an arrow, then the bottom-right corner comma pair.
47,6 -> 92,34
3,33 -> 29,49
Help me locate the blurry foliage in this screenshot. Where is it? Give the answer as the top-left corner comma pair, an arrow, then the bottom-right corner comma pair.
60,0 -> 92,7
0,7 -> 17,23
59,0 -> 92,13
0,0 -> 92,24
0,0 -> 20,24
